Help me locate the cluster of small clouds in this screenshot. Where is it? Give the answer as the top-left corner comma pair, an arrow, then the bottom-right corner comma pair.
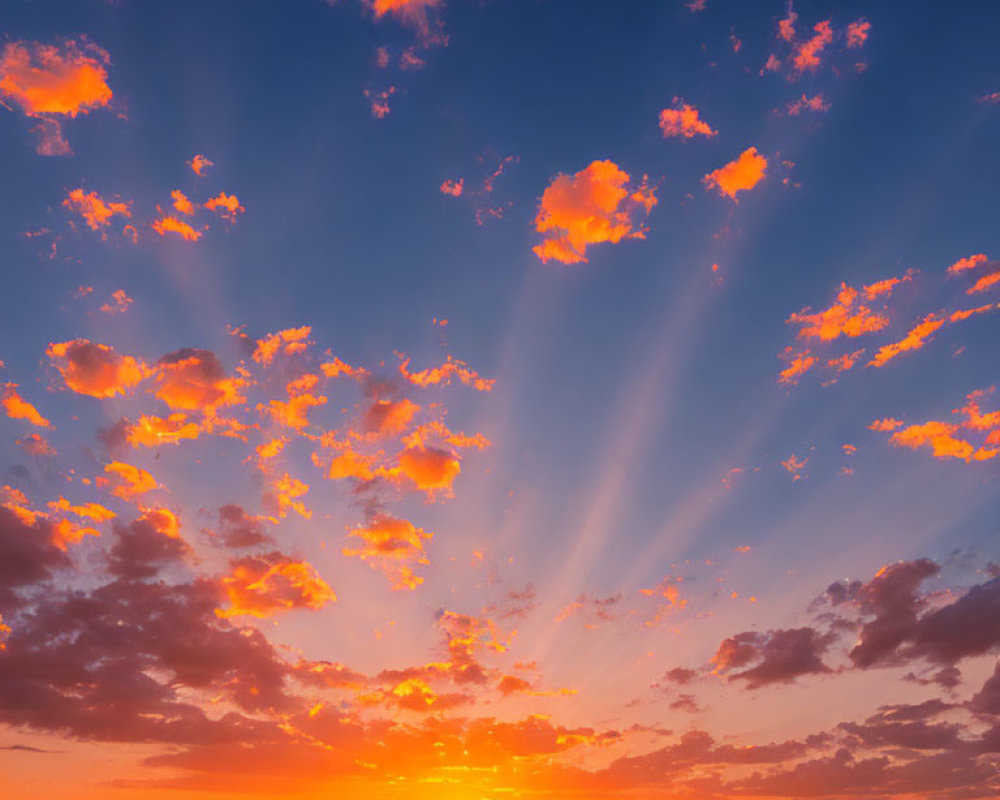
779,255 -> 999,388
60,163 -> 244,246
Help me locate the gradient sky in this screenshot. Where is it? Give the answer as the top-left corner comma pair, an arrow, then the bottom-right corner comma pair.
2,1 -> 1000,798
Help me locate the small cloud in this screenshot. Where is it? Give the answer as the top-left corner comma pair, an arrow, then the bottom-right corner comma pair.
440,178 -> 463,197
659,98 -> 717,139
703,147 -> 767,201
188,154 -> 214,175
846,19 -> 871,49
791,20 -> 833,74
63,188 -> 131,232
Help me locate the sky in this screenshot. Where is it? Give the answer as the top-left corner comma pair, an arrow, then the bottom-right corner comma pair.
1,0 -> 1000,798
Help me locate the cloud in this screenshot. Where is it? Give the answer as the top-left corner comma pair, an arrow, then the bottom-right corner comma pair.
878,390 -> 1000,463
188,154 -> 213,176
395,445 -> 461,494
107,509 -> 189,580
124,413 -> 201,447
16,433 -> 56,457
105,461 -> 158,500
968,271 -> 1000,295
151,215 -> 203,241
703,147 -> 767,201
440,178 -> 463,196
0,39 -> 113,155
792,20 -> 833,73
216,552 -> 336,618
153,348 -> 245,416
398,354 -> 494,391
171,189 -> 196,216
778,5 -> 798,42
344,514 -> 434,590
263,391 -> 328,430
946,254 -> 988,274
867,314 -> 946,368
47,339 -> 147,398
778,347 -> 817,386
533,160 -> 657,264
253,327 -> 312,367
658,99 -> 717,139
216,505 -> 273,549
781,453 -> 809,480
362,397 -> 420,436
2,383 -> 50,428
366,0 -> 445,46
99,289 -> 133,315
787,281 -> 897,342
63,188 -> 131,231
785,93 -> 830,116
869,417 -> 904,432
846,19 -> 871,49
204,192 -> 245,222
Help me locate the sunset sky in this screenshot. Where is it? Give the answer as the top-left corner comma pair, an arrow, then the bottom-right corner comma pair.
2,1 -> 1000,798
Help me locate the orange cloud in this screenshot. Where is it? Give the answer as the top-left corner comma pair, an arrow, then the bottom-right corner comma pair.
658,99 -> 717,139
877,390 -> 1000,463
398,354 -> 494,391
205,191 -> 245,221
363,397 -> 420,435
867,314 -> 946,368
320,356 -> 369,381
863,272 -> 913,299
324,444 -> 377,482
217,553 -> 336,618
440,178 -> 464,196
0,39 -> 112,116
263,392 -> 328,430
152,215 -> 202,241
125,413 -> 201,447
171,189 -> 196,216
827,349 -> 865,374
365,85 -> 395,118
946,253 -> 988,274
948,303 -> 999,323
533,160 -> 657,264
344,514 -> 433,590
846,19 -> 871,49
2,383 -> 51,428
99,289 -> 133,315
254,327 -> 312,366
777,348 -> 817,386
792,20 -> 833,73
968,271 -> 1000,295
63,188 -> 131,231
47,339 -> 147,398
105,461 -> 157,500
778,6 -> 797,42
265,473 -> 312,520
781,453 -> 809,481
50,517 -> 101,551
869,417 -> 904,432
703,147 -> 767,201
188,154 -> 213,175
890,421 -> 996,463
787,283 -> 891,342
153,349 -> 245,415
395,445 -> 461,494
785,93 -> 829,116
370,0 -> 439,18
50,496 -> 116,524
